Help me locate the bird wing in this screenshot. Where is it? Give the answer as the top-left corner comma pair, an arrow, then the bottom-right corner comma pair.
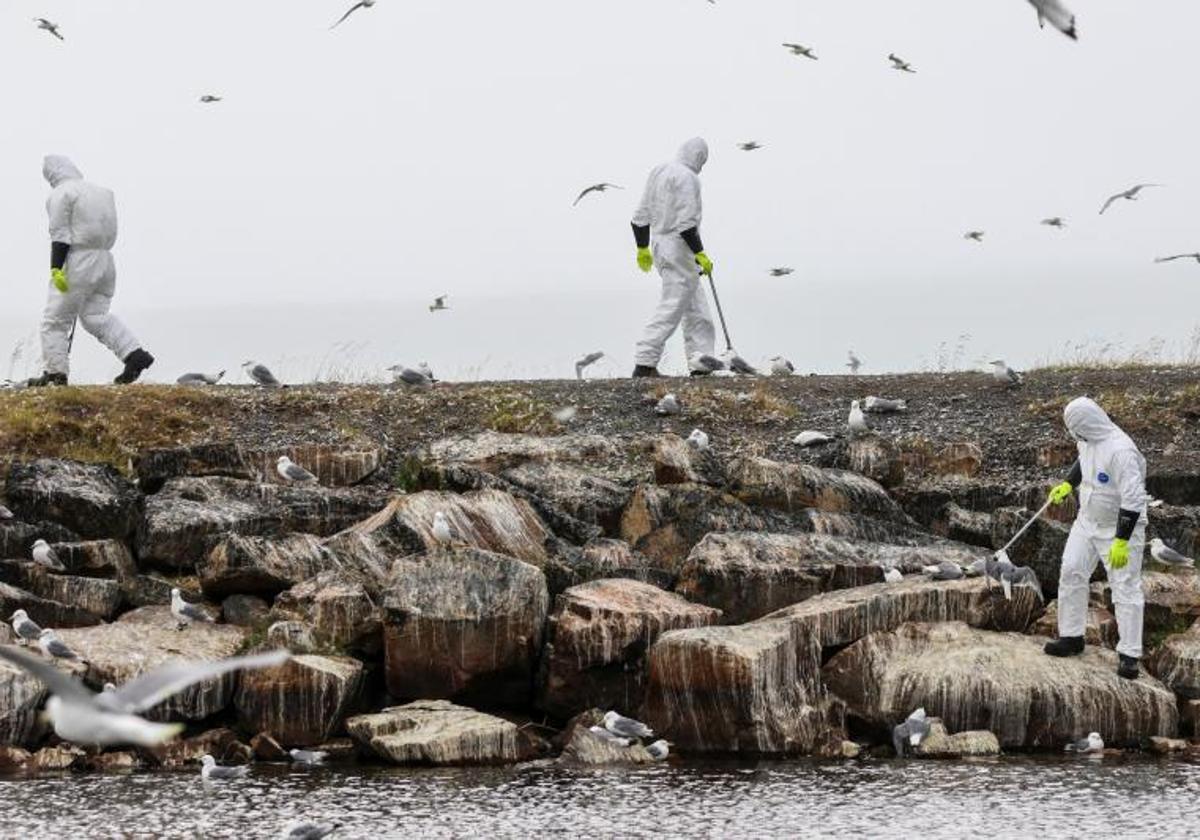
1158,544 -> 1194,564
252,365 -> 280,385
178,601 -> 212,621
49,639 -> 76,658
330,2 -> 366,29
286,464 -> 316,482
1155,255 -> 1188,263
1029,0 -> 1076,38
0,645 -> 95,703
572,186 -> 597,206
1098,194 -> 1120,215
106,650 -> 290,713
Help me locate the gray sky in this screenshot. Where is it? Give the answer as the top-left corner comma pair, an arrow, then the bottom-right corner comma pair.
2,0 -> 1199,383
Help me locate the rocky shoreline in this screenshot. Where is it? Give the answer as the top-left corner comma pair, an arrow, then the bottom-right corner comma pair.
1,369 -> 1199,773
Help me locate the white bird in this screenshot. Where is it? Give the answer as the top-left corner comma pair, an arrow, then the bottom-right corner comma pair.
0,645 -> 288,748
923,561 -> 964,581
848,401 -> 869,435
553,406 -> 578,424
575,351 -> 604,380
284,823 -> 340,840
1155,253 -> 1200,265
1002,565 -> 1044,601
8,610 -> 42,645
655,394 -> 681,416
1099,184 -> 1162,215
768,267 -> 794,277
0,504 -> 12,520
1065,732 -> 1104,754
573,183 -> 623,206
588,725 -> 632,747
387,365 -> 433,387
846,351 -> 862,375
782,44 -> 817,60
603,710 -> 653,739
429,294 -> 449,312
964,230 -> 985,243
883,568 -> 903,584
34,18 -> 64,40
1029,0 -> 1077,40
201,754 -> 250,781
331,0 -> 375,30
289,748 -> 329,765
277,456 -> 318,484
31,539 -> 66,572
171,588 -> 214,630
863,396 -> 907,414
432,511 -> 453,548
888,53 -> 916,73
892,708 -> 931,755
989,359 -> 1023,387
690,354 -> 726,374
38,629 -> 81,661
242,360 -> 281,387
1150,538 -> 1195,569
199,95 -> 222,104
177,371 -> 225,386
687,429 -> 710,451
1041,217 -> 1067,229
769,357 -> 795,376
793,431 -> 831,448
737,141 -> 765,152
646,739 -> 671,760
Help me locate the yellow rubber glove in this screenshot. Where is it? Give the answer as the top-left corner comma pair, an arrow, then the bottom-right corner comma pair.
695,251 -> 714,277
636,247 -> 653,273
1048,481 -> 1074,506
1108,538 -> 1130,570
51,268 -> 68,294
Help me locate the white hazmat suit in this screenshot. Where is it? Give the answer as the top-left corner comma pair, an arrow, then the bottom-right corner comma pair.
1057,397 -> 1146,659
631,138 -> 716,372
40,155 -> 140,376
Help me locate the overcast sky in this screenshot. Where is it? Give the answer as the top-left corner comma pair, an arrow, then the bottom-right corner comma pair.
2,1 -> 1198,383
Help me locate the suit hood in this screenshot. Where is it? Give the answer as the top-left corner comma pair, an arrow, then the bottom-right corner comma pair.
43,155 -> 83,188
676,138 -> 709,174
1063,397 -> 1118,443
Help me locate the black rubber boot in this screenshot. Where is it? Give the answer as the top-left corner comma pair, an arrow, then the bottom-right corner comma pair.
26,371 -> 68,387
1117,654 -> 1139,680
632,365 -> 660,378
1043,636 -> 1085,657
114,348 -> 155,384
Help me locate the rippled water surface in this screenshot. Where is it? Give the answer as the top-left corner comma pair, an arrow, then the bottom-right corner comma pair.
1,757 -> 1198,839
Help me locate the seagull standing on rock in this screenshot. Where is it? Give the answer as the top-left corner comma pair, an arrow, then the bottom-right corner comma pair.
38,629 -> 82,661
432,511 -> 453,549
687,429 -> 710,451
1149,538 -> 1195,569
1065,732 -> 1104,754
387,365 -> 433,387
892,708 -> 931,756
883,568 -> 903,584
171,588 -> 214,630
31,539 -> 66,571
9,610 -> 43,645
177,371 -> 225,386
990,360 -> 1023,387
603,710 -> 653,739
848,401 -> 869,435
769,357 -> 795,376
277,456 -> 318,484
655,394 -> 681,416
242,360 -> 281,387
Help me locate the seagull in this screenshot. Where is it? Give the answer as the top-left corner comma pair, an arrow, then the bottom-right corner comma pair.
387,365 -> 433,387
989,359 -> 1023,387
588,725 -> 632,747
846,351 -> 862,375
432,511 -> 453,548
769,357 -> 795,376
1041,217 -> 1067,229
687,429 -> 710,451
331,0 -> 375,30
38,629 -> 81,661
782,44 -> 818,60
177,371 -> 225,386
284,824 -> 341,840
171,588 -> 214,630
1029,0 -> 1078,40
242,360 -> 281,387
768,267 -> 794,277
863,396 -> 907,413
883,568 -> 903,584
964,231 -> 985,243
1155,253 -> 1200,265
1001,565 -> 1044,601
277,456 -> 318,484
199,95 -> 223,104
9,610 -> 42,645
923,561 -> 965,581
603,710 -> 653,739
572,183 -> 623,206
888,53 -> 916,73
289,748 -> 329,765
647,740 -> 671,760
429,295 -> 449,312
691,354 -> 726,374
892,708 -> 931,756
655,394 -> 681,416
0,504 -> 12,520
1065,732 -> 1104,754
0,645 -> 289,748
416,362 -> 436,382
848,401 -> 869,435
1099,184 -> 1162,215
737,141 -> 765,152
201,754 -> 250,781
1149,538 -> 1195,569
575,351 -> 604,380
31,539 -> 66,572
724,352 -> 759,376
34,18 -> 64,41
553,406 -> 577,423
793,431 -> 831,447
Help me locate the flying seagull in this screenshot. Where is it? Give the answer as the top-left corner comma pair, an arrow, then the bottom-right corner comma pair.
331,0 -> 375,30
171,588 -> 214,630
964,231 -> 985,243
846,351 -> 862,374
38,629 -> 81,661
768,267 -> 794,277
687,429 -> 710,451
892,708 -> 931,756
201,754 -> 249,781
1065,732 -> 1104,754
199,95 -> 223,104
1029,0 -> 1077,40
888,54 -> 916,73
575,351 -> 604,380
34,18 -> 64,41
1155,253 -> 1200,265
429,294 -> 449,312
603,710 -> 653,739
0,644 -> 289,747
177,371 -> 225,386
769,356 -> 795,376
737,141 -> 765,152
1099,184 -> 1162,215
31,539 -> 66,572
1041,217 -> 1067,229
290,748 -> 329,765
284,824 -> 341,840
990,359 -> 1023,387
1149,538 -> 1195,569
9,610 -> 42,645
573,183 -> 623,206
782,44 -> 818,60
242,360 -> 281,387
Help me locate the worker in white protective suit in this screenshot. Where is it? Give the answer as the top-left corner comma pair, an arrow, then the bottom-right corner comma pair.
629,138 -> 716,377
29,156 -> 154,387
1044,397 -> 1146,679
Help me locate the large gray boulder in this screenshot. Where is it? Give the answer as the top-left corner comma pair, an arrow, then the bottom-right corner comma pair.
1150,620 -> 1200,700
0,520 -> 79,559
345,700 -> 531,766
543,538 -> 675,596
651,434 -> 726,487
200,533 -> 335,599
135,442 -> 382,490
421,431 -> 620,474
234,655 -> 364,746
5,459 -> 142,540
0,580 -> 104,628
274,571 -> 383,653
0,563 -> 121,621
823,621 -> 1178,748
725,455 -> 912,525
498,461 -> 633,537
